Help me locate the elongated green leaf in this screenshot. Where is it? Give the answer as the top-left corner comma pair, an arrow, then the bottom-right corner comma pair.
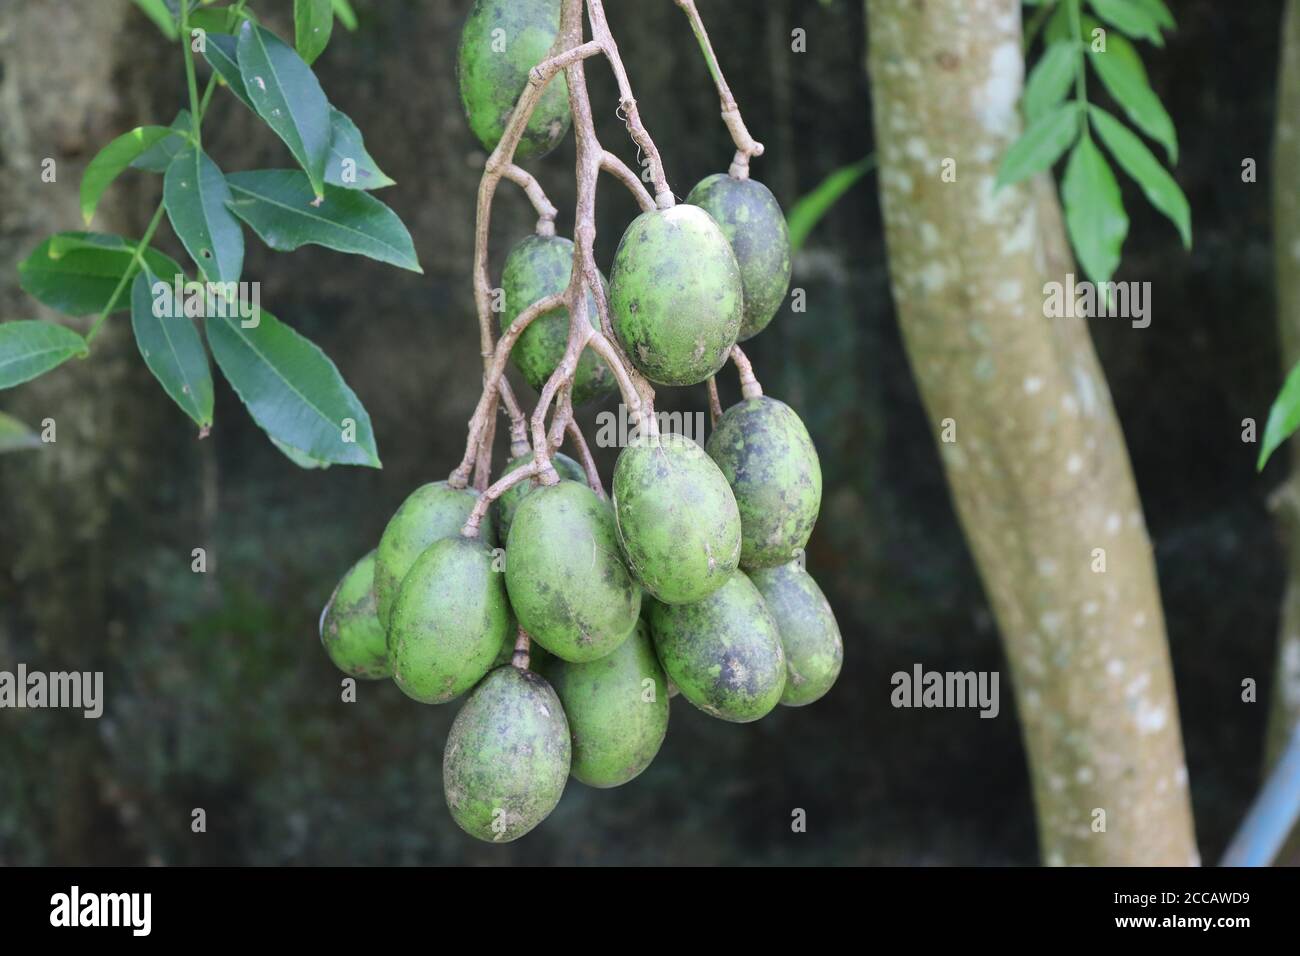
237,22 -> 331,198
18,233 -> 184,316
997,102 -> 1081,187
0,321 -> 87,389
295,0 -> 334,65
787,156 -> 875,253
189,7 -> 241,35
0,411 -> 42,453
1089,0 -> 1163,47
272,436 -> 332,469
1024,41 -> 1079,122
1088,33 -> 1178,163
326,108 -> 395,190
1089,106 -> 1190,248
1130,0 -> 1175,30
132,0 -> 177,40
1260,359 -> 1300,470
205,34 -> 254,110
1045,2 -> 1072,44
1061,136 -> 1129,285
331,0 -> 358,31
207,308 -> 379,467
164,147 -> 245,284
132,111 -> 194,172
130,268 -> 214,428
225,170 -> 421,272
81,126 -> 174,224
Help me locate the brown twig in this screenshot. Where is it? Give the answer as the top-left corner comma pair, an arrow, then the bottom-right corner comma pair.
600,151 -> 656,212
674,0 -> 764,180
707,375 -> 723,425
566,418 -> 606,499
731,344 -> 763,400
511,628 -> 533,670
462,457 -> 545,538
503,163 -> 558,236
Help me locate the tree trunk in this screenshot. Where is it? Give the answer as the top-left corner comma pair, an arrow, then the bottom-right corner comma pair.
864,0 -> 1198,865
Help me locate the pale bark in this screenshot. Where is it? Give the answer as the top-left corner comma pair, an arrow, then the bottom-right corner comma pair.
865,0 -> 1198,865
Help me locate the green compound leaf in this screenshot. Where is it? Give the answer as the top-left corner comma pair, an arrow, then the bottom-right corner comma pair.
164,146 -> 246,284
0,411 -> 42,453
1024,41 -> 1079,122
18,233 -> 184,316
130,267 -> 215,428
294,0 -> 334,65
1260,358 -> 1300,471
997,101 -> 1081,188
0,321 -> 87,389
1088,31 -> 1178,164
81,126 -> 175,224
1089,106 -> 1190,249
1061,135 -> 1129,286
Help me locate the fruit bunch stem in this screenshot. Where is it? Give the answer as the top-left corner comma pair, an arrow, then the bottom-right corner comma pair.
451,0 -> 764,523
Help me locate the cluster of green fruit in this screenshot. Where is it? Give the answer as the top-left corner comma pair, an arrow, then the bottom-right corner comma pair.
317,0 -> 843,844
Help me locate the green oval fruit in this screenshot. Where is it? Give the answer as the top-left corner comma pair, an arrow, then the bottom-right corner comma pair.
374,482 -> 493,631
444,666 -> 570,842
609,204 -> 743,386
501,235 -> 616,406
319,550 -> 390,679
389,536 -> 509,704
496,452 -> 587,544
612,433 -> 740,604
685,174 -> 791,341
456,0 -> 571,160
748,561 -> 842,706
650,571 -> 785,722
706,396 -> 821,570
505,480 -> 642,662
539,620 -> 669,788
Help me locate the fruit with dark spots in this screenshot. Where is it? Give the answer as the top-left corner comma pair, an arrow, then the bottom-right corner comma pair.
501,235 -> 616,405
749,561 -> 843,706
389,536 -> 510,704
612,433 -> 740,604
686,174 -> 791,341
495,451 -> 587,544
505,480 -> 642,662
374,481 -> 494,631
456,0 -> 571,160
706,396 -> 821,569
538,620 -> 669,788
319,550 -> 390,679
443,666 -> 571,842
650,571 -> 786,722
608,204 -> 743,386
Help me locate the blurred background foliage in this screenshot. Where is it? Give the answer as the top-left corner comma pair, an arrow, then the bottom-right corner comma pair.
0,0 -> 1289,864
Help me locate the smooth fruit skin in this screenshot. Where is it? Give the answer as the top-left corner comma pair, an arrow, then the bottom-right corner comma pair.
539,620 -> 669,788
319,550 -> 391,679
650,572 -> 786,722
501,235 -> 615,405
505,481 -> 642,662
613,433 -> 741,604
496,451 -> 587,543
374,482 -> 492,631
748,561 -> 843,706
608,204 -> 743,386
456,0 -> 571,160
706,397 -> 822,570
444,666 -> 571,843
685,174 -> 791,341
389,536 -> 509,704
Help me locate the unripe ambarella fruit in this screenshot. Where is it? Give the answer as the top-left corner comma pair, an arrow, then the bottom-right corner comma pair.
495,451 -> 586,545
501,235 -> 615,406
456,0 -> 571,160
613,432 -> 740,604
707,397 -> 822,570
444,666 -> 570,842
374,481 -> 493,631
505,480 -> 642,662
686,174 -> 792,341
319,550 -> 390,679
749,561 -> 843,706
389,536 -> 509,704
650,572 -> 786,722
609,204 -> 742,386
539,620 -> 669,788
